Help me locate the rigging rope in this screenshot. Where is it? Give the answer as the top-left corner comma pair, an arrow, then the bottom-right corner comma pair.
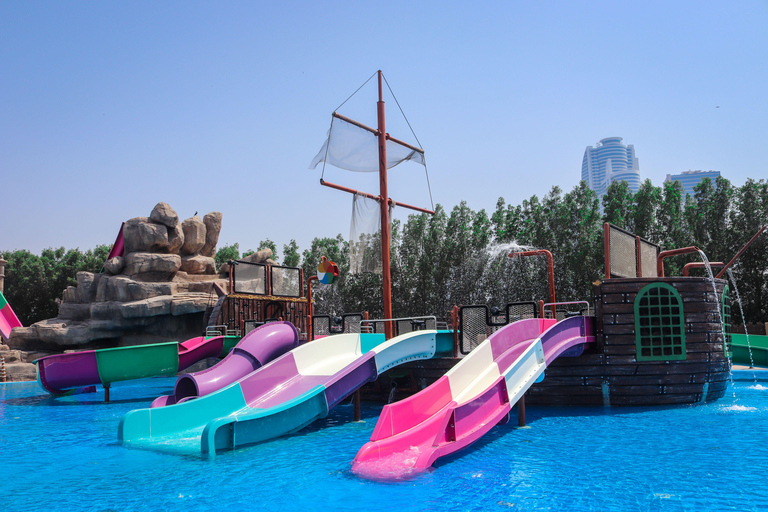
382,73 -> 434,212
320,70 -> 435,213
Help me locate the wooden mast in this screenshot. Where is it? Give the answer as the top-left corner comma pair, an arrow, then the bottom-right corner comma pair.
376,71 -> 394,338
318,70 -> 434,339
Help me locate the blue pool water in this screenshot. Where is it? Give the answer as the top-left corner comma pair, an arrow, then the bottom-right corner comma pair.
2,371 -> 767,512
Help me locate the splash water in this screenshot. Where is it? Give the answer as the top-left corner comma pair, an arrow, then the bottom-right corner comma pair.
351,445 -> 427,481
388,381 -> 397,404
697,250 -> 734,399
726,269 -> 758,383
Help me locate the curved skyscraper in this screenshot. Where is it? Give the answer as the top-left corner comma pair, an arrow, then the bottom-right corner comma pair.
581,137 -> 640,198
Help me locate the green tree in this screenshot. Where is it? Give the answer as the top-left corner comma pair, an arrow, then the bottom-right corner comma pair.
632,179 -> 661,240
602,180 -> 634,229
215,243 -> 240,270
282,239 -> 301,267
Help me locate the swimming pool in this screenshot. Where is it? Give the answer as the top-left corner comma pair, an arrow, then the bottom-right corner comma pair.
2,371 -> 767,512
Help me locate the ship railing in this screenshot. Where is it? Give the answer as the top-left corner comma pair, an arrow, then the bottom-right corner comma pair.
542,301 -> 592,320
361,315 -> 438,336
205,325 -> 241,338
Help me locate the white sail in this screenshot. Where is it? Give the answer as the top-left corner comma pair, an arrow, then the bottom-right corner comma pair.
309,116 -> 425,172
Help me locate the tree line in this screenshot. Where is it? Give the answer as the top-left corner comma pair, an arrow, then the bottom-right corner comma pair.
3,177 -> 766,327
303,177 -> 768,325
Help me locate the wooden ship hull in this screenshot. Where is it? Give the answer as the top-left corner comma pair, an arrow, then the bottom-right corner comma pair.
526,277 -> 731,406
364,276 -> 732,407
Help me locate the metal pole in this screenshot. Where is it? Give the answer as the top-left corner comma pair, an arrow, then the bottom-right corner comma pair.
377,71 -> 393,339
0,257 -> 6,294
715,226 -> 767,279
517,396 -> 526,427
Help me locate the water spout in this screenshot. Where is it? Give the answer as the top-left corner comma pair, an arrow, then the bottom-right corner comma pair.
697,250 -> 735,400
726,269 -> 758,384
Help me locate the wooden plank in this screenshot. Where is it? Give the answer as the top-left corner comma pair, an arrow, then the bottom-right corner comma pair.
609,394 -> 700,406
528,385 -> 603,396
607,374 -> 706,386
606,352 -> 711,365
526,395 -> 604,406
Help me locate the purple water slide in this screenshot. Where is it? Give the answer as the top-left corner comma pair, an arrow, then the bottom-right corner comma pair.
36,351 -> 101,395
151,321 -> 299,407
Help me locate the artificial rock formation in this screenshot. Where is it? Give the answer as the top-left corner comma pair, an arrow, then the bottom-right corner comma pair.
7,202 -> 228,354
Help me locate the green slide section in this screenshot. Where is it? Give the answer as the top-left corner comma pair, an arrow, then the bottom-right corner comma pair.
95,342 -> 180,386
219,336 -> 240,357
731,334 -> 768,368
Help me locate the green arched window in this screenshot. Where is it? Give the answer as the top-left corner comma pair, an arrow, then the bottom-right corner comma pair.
722,285 -> 732,356
634,282 -> 686,361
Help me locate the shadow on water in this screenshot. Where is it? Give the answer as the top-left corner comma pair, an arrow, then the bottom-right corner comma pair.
3,394 -> 166,406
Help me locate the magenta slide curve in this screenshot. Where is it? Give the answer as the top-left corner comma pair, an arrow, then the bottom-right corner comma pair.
150,321 -> 299,407
352,316 -> 595,479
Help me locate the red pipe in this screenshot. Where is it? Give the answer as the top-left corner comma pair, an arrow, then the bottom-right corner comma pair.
657,246 -> 701,277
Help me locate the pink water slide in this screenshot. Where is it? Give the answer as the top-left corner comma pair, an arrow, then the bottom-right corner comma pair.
0,291 -> 23,342
352,316 -> 595,479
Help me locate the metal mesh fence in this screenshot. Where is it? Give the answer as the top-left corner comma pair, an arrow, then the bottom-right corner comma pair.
244,320 -> 263,336
312,316 -> 331,337
460,306 -> 489,354
639,240 -> 659,278
608,226 -> 637,278
343,314 -> 362,333
458,303 -> 537,355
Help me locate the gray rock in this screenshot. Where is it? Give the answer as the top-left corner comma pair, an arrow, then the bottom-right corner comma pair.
123,217 -> 171,253
58,303 -> 91,321
62,286 -> 77,303
181,216 -> 206,255
104,256 -> 125,275
126,281 -> 175,301
104,275 -> 134,302
201,212 -> 223,257
181,255 -> 216,275
5,327 -> 42,350
149,202 -> 179,228
75,272 -> 97,303
6,362 -> 37,382
35,320 -> 93,346
124,252 -> 181,277
0,349 -> 24,363
120,297 -> 172,318
243,248 -> 272,264
170,293 -> 210,315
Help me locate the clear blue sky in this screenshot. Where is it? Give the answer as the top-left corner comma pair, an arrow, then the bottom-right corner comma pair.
2,1 -> 766,258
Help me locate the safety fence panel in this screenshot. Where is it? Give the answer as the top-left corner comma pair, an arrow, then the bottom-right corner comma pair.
459,302 -> 537,355
233,262 -> 267,295
271,266 -> 302,297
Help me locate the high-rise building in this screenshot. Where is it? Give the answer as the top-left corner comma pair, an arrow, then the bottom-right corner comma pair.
581,137 -> 641,198
664,170 -> 721,198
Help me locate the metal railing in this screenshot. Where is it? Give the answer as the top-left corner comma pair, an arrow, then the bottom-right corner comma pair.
542,301 -> 592,320
458,302 -> 538,355
205,325 -> 241,338
361,315 -> 437,336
